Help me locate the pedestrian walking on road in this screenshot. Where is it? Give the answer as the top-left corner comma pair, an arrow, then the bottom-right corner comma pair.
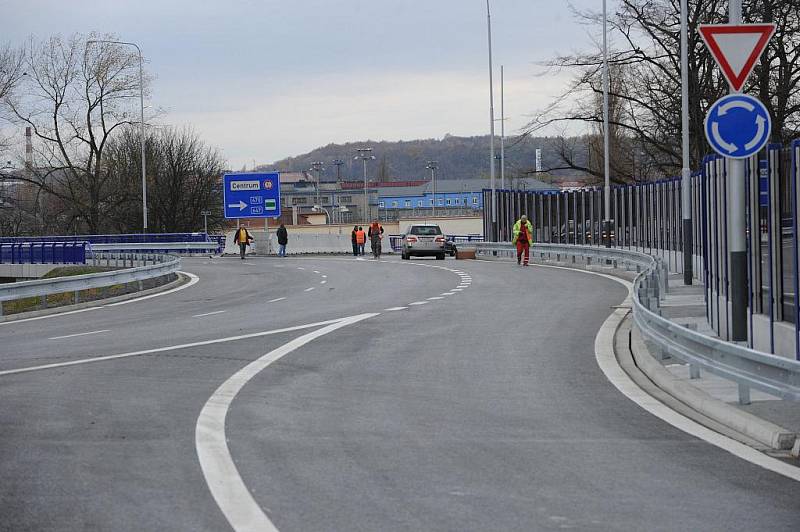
351,225 -> 359,257
356,226 -> 366,256
368,220 -> 384,259
276,224 -> 288,257
233,226 -> 254,260
512,215 -> 533,266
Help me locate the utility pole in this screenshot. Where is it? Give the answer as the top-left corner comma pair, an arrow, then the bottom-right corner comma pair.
355,148 -> 375,222
426,161 -> 439,218
500,65 -> 505,190
332,159 -> 344,224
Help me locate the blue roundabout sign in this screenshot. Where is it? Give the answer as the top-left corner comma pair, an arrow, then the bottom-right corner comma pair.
704,94 -> 771,159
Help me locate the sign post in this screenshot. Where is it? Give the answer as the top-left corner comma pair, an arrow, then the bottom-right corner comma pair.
700,11 -> 775,342
223,172 -> 281,255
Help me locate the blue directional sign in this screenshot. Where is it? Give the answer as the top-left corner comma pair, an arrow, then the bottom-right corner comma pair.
704,94 -> 771,159
223,172 -> 281,219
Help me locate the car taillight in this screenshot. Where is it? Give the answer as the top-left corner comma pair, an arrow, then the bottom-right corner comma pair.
435,236 -> 445,243
407,236 -> 418,243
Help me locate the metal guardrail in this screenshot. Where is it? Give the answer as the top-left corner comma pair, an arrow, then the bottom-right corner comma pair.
0,232 -> 212,244
0,252 -> 181,314
90,242 -> 218,253
473,242 -> 800,402
0,241 -> 88,264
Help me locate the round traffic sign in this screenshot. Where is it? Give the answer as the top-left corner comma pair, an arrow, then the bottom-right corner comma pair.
704,94 -> 771,159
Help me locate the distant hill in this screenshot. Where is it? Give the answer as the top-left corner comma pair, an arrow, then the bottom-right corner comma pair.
267,135 -> 588,183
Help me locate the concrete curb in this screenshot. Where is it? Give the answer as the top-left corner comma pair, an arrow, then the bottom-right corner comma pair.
630,323 -> 797,451
0,272 -> 186,324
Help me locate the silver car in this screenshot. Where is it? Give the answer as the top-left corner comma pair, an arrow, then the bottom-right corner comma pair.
401,224 -> 446,260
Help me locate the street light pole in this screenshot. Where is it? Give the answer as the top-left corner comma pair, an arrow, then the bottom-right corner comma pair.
426,161 -> 438,218
681,0 -> 693,285
601,0 -> 612,248
355,148 -> 375,222
486,0 -> 497,241
87,39 -> 147,232
310,161 -> 324,207
500,65 -> 505,190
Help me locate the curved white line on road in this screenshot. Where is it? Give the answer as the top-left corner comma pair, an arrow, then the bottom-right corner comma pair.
528,262 -> 800,482
0,318 -> 345,378
195,313 -> 378,532
106,271 -> 200,307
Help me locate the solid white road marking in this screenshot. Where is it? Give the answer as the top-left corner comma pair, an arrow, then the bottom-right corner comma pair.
384,307 -> 408,311
195,313 -> 378,532
0,318 -> 346,377
0,306 -> 104,327
48,329 -> 110,340
193,310 -> 227,318
524,262 -> 800,482
408,301 -> 428,306
304,287 -> 315,292
106,271 -> 200,307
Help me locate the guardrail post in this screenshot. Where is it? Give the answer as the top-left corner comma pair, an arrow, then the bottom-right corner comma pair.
738,383 -> 751,405
689,364 -> 700,379
74,290 -> 80,305
39,295 -> 47,310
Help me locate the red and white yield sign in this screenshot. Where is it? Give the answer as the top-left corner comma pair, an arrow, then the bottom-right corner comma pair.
699,24 -> 776,92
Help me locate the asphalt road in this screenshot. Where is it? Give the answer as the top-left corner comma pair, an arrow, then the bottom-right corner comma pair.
0,255 -> 798,531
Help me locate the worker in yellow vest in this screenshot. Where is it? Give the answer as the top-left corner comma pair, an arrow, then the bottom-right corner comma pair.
233,226 -> 253,260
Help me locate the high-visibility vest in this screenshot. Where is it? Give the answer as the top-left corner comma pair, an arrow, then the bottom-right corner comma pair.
237,228 -> 248,243
356,230 -> 366,244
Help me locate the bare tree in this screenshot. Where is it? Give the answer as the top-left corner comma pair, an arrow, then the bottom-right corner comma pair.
524,0 -> 800,181
104,126 -> 225,233
0,33 -> 149,232
0,43 -> 24,158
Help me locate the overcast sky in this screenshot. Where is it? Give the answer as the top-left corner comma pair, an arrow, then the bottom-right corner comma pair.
4,0 -> 604,169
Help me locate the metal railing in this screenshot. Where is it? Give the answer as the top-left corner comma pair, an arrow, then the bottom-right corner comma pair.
0,241 -> 88,264
474,242 -> 800,402
0,252 -> 181,315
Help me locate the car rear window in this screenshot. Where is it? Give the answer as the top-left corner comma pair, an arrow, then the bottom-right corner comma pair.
410,226 -> 442,236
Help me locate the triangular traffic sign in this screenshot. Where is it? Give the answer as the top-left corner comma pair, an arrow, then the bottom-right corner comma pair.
699,24 -> 776,92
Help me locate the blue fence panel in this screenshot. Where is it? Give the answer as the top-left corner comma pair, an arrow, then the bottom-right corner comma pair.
0,232 -> 212,245
0,242 -> 88,265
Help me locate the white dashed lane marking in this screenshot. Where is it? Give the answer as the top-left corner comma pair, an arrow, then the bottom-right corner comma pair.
304,287 -> 315,292
193,310 -> 227,318
48,329 -> 110,341
408,301 -> 428,306
268,297 -> 287,303
384,307 -> 408,311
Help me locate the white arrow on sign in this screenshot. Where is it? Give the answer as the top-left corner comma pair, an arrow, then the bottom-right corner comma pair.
227,201 -> 247,211
711,122 -> 738,154
718,99 -> 755,115
744,115 -> 767,151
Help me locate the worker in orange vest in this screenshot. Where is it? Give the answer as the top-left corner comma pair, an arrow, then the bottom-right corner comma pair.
356,226 -> 366,256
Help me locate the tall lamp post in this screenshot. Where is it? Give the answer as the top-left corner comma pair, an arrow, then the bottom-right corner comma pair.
601,0 -> 612,248
331,159 -> 344,224
426,161 -> 438,218
310,161 -> 324,208
355,148 -> 375,222
87,39 -> 147,232
680,0 -> 693,285
486,0 -> 497,241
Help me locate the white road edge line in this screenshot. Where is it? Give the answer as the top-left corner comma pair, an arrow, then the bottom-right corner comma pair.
48,329 -> 110,340
106,271 -> 200,307
0,306 -> 104,327
195,312 -> 378,532
193,310 -> 227,318
531,262 -> 800,482
384,307 -> 408,311
0,318 -> 345,377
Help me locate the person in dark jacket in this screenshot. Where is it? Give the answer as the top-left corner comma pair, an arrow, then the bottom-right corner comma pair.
351,225 -> 359,256
276,224 -> 288,257
233,226 -> 253,260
